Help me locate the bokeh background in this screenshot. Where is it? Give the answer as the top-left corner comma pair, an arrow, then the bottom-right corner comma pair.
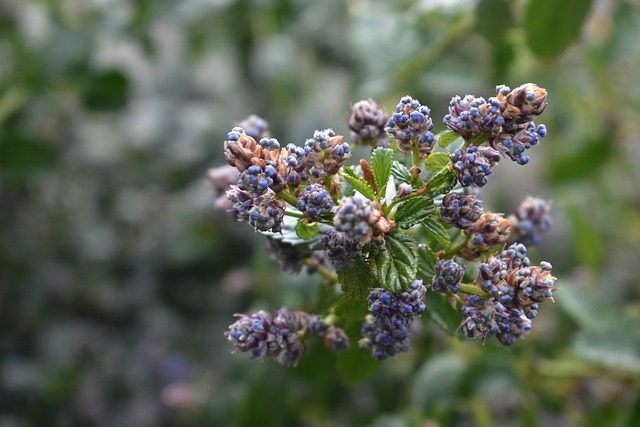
1,0 -> 639,426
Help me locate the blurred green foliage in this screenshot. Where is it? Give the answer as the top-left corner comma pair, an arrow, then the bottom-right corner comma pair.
1,0 -> 640,426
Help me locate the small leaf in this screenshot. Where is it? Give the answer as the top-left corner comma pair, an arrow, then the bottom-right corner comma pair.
341,167 -> 376,201
370,148 -> 394,193
467,131 -> 492,146
425,152 -> 451,172
422,217 -> 451,250
372,232 -> 418,292
437,131 -> 461,149
295,220 -> 320,240
395,197 -> 436,229
426,168 -> 458,198
424,291 -> 461,336
524,0 -> 594,60
337,255 -> 378,301
417,244 -> 437,282
391,160 -> 411,184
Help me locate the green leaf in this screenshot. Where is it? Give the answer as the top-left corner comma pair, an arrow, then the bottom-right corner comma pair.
411,353 -> 466,410
336,340 -> 380,384
334,297 -> 381,384
391,160 -> 411,184
0,133 -> 58,175
337,255 -> 378,301
424,152 -> 451,172
422,217 -> 451,250
370,148 -> 394,193
424,291 -> 461,336
395,197 -> 436,229
566,203 -> 603,271
82,69 -> 130,111
426,168 -> 458,198
372,232 -> 418,292
295,220 -> 319,240
341,167 -> 376,201
549,135 -> 612,183
524,0 -> 594,60
437,131 -> 461,149
417,244 -> 437,282
476,0 -> 514,47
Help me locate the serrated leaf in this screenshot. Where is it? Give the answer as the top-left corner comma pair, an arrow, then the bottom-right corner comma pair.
426,168 -> 458,198
334,297 -> 381,383
391,160 -> 411,184
396,197 -> 436,229
524,0 -> 593,60
337,255 -> 378,300
424,291 -> 461,336
422,217 -> 451,250
372,232 -> 418,292
370,148 -> 394,193
437,131 -> 461,149
417,244 -> 437,282
341,167 -> 376,200
425,152 -> 451,172
295,220 -> 320,240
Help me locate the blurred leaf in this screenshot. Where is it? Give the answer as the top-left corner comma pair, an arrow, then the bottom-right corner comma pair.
372,232 -> 418,292
417,244 -> 437,282
425,291 -> 461,336
523,0 -> 594,60
295,220 -> 319,240
425,152 -> 451,172
426,168 -> 457,198
370,148 -> 394,192
341,167 -> 376,200
566,203 -> 603,271
0,133 -> 58,174
573,332 -> 640,373
337,255 -> 378,300
549,135 -> 612,183
82,69 -> 129,111
437,131 -> 461,149
335,297 -> 381,384
411,353 -> 466,410
476,0 -> 514,47
396,197 -> 436,229
391,160 -> 411,184
421,218 -> 451,250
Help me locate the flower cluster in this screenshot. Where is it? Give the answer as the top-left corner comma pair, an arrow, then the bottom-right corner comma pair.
445,84 -> 548,187
460,242 -> 557,345
431,259 -> 465,294
439,192 -> 483,229
215,83 -> 555,368
334,196 -> 387,244
509,196 -> 553,246
305,129 -> 351,180
266,239 -> 324,275
359,280 -> 427,360
385,96 -> 435,158
225,307 -> 349,366
348,99 -> 389,148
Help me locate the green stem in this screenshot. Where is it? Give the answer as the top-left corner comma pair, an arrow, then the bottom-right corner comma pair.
459,283 -> 489,298
284,210 -> 304,219
305,259 -> 338,284
412,146 -> 422,170
276,190 -> 299,207
439,234 -> 470,259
